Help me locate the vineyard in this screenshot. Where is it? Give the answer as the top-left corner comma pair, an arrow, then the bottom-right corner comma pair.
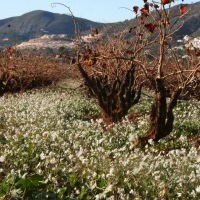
0,0 -> 200,199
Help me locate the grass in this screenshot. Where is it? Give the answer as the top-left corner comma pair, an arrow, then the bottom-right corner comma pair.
0,79 -> 199,199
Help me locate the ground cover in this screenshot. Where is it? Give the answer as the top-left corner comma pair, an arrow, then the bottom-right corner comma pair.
0,80 -> 199,199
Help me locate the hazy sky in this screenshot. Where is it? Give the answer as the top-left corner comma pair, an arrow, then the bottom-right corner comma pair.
1,0 -> 199,22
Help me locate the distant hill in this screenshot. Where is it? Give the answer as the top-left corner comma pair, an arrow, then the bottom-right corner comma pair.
169,2 -> 200,38
0,10 -> 103,45
0,2 -> 200,47
104,2 -> 200,40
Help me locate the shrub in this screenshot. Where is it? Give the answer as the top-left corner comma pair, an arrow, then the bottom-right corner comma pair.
0,46 -> 69,95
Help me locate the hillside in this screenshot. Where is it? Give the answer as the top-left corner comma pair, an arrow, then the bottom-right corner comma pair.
170,2 -> 200,38
0,2 -> 200,48
16,33 -> 101,51
0,10 -> 103,46
104,2 -> 200,39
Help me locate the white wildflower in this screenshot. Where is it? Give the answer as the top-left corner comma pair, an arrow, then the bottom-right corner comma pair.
90,170 -> 97,179
196,155 -> 200,163
148,139 -> 154,145
35,134 -> 41,140
109,167 -> 115,175
129,134 -> 136,142
196,185 -> 200,193
75,188 -> 80,195
191,190 -> 196,198
51,132 -> 58,141
177,192 -> 182,197
98,138 -> 104,145
43,131 -> 49,138
117,188 -> 125,194
77,148 -> 84,157
68,168 -> 73,173
95,193 -> 106,200
189,147 -> 197,158
175,149 -> 181,156
104,184 -> 113,193
158,181 -> 165,189
40,178 -> 49,184
129,189 -> 134,194
50,157 -> 56,164
68,154 -> 74,160
96,118 -> 103,124
11,188 -> 22,198
0,155 -> 5,162
49,151 -> 55,157
22,173 -> 28,179
82,158 -> 89,165
95,194 -> 101,200
155,175 -> 160,181
40,152 -> 46,160
179,135 -> 187,143
37,169 -> 42,174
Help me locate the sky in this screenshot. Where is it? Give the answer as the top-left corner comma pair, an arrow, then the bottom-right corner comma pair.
0,0 -> 199,22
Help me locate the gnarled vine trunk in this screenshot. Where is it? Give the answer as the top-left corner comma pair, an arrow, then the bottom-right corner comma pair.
139,78 -> 182,146
77,63 -> 142,123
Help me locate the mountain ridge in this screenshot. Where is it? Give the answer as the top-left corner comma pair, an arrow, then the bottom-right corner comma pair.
0,2 -> 200,47
0,10 -> 103,46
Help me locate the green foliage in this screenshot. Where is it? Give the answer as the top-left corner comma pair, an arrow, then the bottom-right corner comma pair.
15,174 -> 46,189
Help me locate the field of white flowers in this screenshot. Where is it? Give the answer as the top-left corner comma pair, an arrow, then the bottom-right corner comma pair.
0,80 -> 199,199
